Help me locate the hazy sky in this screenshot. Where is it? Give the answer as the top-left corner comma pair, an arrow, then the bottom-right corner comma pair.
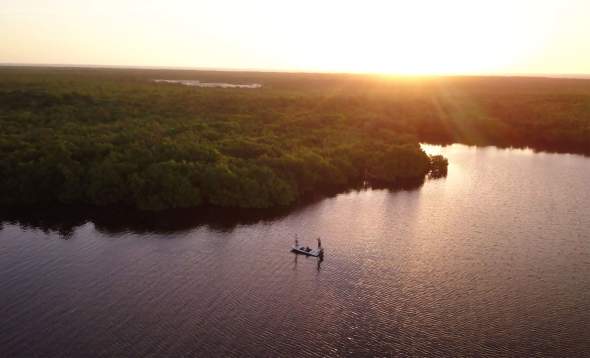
1,0 -> 590,74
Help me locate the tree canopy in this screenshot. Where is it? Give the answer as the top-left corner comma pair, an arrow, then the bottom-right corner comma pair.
3,68 -> 588,210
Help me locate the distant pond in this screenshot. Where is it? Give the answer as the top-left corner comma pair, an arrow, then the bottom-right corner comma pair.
1,144 -> 589,357
154,79 -> 262,88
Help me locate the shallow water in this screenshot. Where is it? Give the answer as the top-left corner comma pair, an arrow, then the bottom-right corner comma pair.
1,144 -> 589,357
154,79 -> 262,88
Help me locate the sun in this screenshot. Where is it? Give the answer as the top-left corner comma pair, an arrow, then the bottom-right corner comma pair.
267,0 -> 552,75
2,0 -> 576,75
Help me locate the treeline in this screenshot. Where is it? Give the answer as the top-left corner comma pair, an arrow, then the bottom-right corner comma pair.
0,72 -> 435,210
2,68 -> 588,210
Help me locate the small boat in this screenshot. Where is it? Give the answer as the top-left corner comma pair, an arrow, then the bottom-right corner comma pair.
291,244 -> 324,257
291,237 -> 324,257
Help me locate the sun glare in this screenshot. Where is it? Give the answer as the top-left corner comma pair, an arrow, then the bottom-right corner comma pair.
273,0 -> 555,75
1,0 -> 587,75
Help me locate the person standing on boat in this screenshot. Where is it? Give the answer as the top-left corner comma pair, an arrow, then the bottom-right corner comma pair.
295,235 -> 299,247
317,237 -> 322,249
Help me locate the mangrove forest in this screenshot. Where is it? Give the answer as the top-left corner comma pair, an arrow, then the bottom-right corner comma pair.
1,67 -> 589,210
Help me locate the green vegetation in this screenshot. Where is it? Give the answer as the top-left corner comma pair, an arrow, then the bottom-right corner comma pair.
428,155 -> 448,178
2,67 -> 589,210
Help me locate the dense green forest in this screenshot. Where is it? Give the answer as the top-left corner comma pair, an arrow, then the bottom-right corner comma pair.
1,67 -> 589,210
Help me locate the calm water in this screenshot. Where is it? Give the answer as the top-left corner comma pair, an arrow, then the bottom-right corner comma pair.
1,144 -> 589,357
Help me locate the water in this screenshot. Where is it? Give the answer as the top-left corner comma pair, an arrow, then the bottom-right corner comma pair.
1,144 -> 589,357
154,79 -> 262,88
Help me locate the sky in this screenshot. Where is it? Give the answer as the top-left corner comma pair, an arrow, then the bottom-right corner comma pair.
1,0 -> 590,75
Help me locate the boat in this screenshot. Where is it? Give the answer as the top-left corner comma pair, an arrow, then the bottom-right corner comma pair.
291,244 -> 324,257
291,237 -> 324,257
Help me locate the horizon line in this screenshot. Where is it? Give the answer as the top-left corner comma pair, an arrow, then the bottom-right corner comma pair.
2,62 -> 590,79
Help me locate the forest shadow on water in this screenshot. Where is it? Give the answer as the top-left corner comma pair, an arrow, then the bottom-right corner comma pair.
0,176 -> 434,238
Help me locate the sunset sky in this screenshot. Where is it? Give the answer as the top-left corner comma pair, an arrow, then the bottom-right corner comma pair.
2,0 -> 589,75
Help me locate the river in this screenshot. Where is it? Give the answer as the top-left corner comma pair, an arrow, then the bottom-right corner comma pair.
1,144 -> 589,357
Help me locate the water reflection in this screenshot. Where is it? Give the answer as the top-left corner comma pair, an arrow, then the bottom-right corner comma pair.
0,206 -> 290,237
421,140 -> 590,157
0,181 -> 428,237
1,144 -> 589,357
154,79 -> 262,88
292,251 -> 324,273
